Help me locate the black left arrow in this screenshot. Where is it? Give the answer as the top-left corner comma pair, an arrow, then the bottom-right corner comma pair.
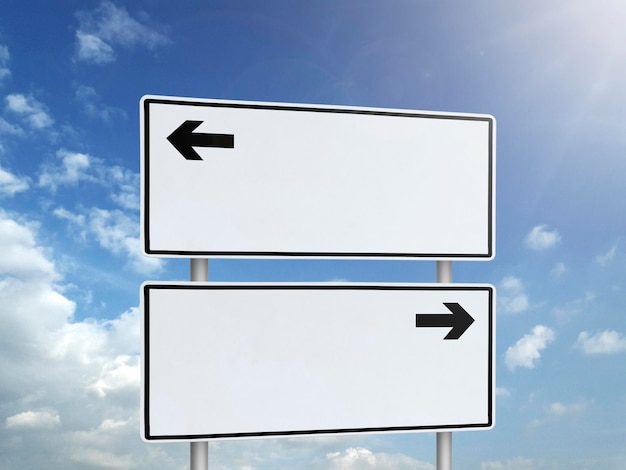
415,302 -> 475,340
167,120 -> 234,161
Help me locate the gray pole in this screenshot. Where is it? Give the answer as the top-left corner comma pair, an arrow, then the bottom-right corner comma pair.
191,258 -> 208,282
436,260 -> 452,470
436,260 -> 452,284
437,432 -> 452,470
190,258 -> 209,470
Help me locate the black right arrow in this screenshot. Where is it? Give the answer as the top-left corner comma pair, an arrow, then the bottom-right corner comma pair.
415,302 -> 475,340
167,120 -> 234,161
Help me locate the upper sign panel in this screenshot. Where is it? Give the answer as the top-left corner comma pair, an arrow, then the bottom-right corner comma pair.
141,96 -> 495,259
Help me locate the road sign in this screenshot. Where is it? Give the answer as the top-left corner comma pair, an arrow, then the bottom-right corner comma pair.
141,96 -> 495,259
141,283 -> 494,441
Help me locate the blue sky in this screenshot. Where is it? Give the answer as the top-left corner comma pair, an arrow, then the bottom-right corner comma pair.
1,1 -> 625,469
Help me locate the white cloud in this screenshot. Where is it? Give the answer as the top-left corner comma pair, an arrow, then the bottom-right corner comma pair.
87,354 -> 139,398
5,410 -> 60,429
87,208 -> 162,274
524,225 -> 561,250
595,243 -> 618,266
105,165 -> 140,210
53,206 -> 86,226
40,149 -> 149,273
38,149 -> 95,190
75,31 -> 116,64
5,93 -> 54,129
104,307 -> 141,354
550,262 -> 566,277
0,212 -> 180,469
322,447 -> 434,470
496,387 -> 511,397
0,116 -> 22,135
74,1 -> 170,65
70,447 -> 133,469
0,212 -> 56,280
0,166 -> 29,196
548,400 -> 588,416
38,148 -> 139,209
505,325 -> 555,371
552,292 -> 595,320
87,207 -> 132,250
0,44 -> 10,83
0,213 -> 75,363
75,84 -> 127,122
53,206 -> 162,275
530,399 -> 590,428
481,457 -> 533,470
498,276 -> 530,314
576,330 -> 626,355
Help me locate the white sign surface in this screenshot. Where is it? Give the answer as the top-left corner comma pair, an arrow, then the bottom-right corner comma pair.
141,96 -> 495,259
141,283 -> 494,441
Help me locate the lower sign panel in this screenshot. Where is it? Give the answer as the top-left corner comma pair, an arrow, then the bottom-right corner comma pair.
141,283 -> 495,441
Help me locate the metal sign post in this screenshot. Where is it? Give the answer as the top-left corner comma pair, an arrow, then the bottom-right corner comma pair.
437,261 -> 453,470
190,259 -> 208,470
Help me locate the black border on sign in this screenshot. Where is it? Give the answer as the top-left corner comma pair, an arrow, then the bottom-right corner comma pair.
142,97 -> 495,259
142,284 -> 494,440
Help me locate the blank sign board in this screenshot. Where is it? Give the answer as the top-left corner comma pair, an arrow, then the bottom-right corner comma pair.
141,283 -> 495,441
141,96 -> 495,259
